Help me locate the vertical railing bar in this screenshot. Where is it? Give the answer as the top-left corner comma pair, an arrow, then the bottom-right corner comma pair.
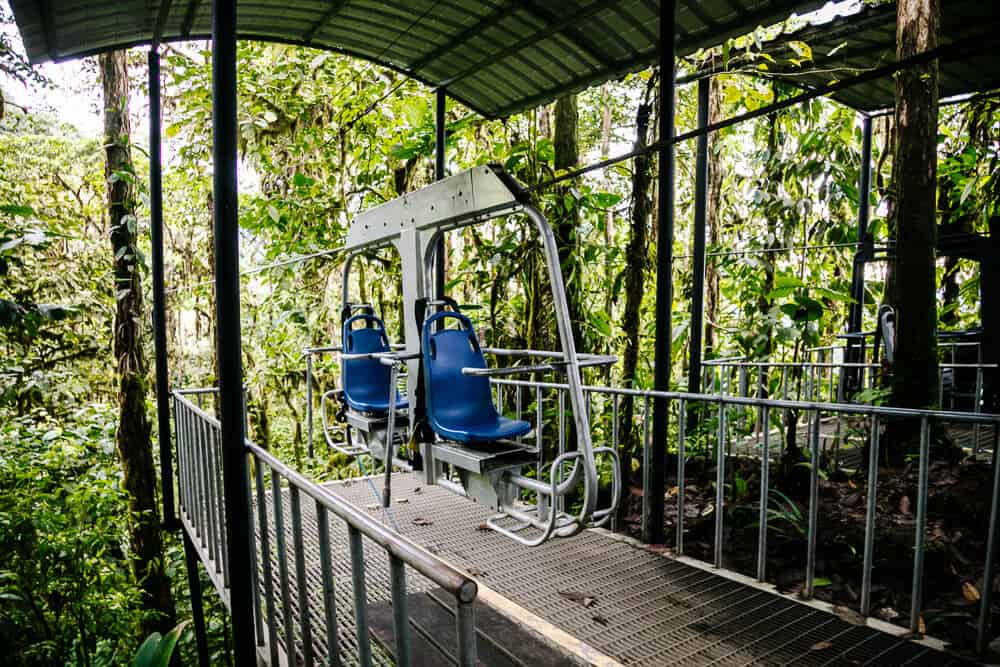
910,417 -> 931,634
861,416 -> 880,617
976,428 -> 1000,654
175,399 -> 187,517
804,410 -> 821,598
272,470 -> 295,659
290,486 -> 315,667
558,389 -> 566,514
247,461 -> 264,645
536,386 -> 543,473
199,417 -> 215,560
677,399 -> 686,556
255,457 -> 280,666
757,405 -> 770,582
714,399 -> 725,568
456,599 -> 477,667
389,555 -> 411,667
316,503 -> 341,667
611,394 -> 620,532
515,384 -> 523,445
215,424 -> 229,585
642,395 -> 651,536
974,364 -> 984,454
348,526 -> 372,667
306,352 -> 314,458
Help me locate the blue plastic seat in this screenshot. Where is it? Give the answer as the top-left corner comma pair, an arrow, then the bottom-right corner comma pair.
421,311 -> 531,444
342,314 -> 408,414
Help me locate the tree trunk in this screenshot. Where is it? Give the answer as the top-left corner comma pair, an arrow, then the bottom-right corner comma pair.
553,94 -> 585,350
703,77 -> 724,358
100,50 -> 176,638
887,0 -> 940,453
616,79 -> 656,521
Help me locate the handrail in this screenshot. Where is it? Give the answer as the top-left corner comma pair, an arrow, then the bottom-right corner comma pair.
175,391 -> 477,602
490,378 -> 1000,424
173,390 -> 479,666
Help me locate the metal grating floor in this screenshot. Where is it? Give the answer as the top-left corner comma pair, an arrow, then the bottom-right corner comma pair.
245,472 -> 978,666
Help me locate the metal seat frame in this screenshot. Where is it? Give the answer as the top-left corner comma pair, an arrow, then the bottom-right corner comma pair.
331,165 -> 619,546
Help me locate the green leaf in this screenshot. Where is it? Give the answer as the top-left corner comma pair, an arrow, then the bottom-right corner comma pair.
267,204 -> 281,223
133,632 -> 162,667
813,577 -> 832,587
0,204 -> 35,217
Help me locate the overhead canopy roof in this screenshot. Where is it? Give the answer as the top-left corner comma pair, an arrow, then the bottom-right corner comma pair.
11,0 -> 825,118
726,0 -> 1000,112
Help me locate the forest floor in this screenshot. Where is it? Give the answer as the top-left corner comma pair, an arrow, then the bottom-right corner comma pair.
622,455 -> 998,657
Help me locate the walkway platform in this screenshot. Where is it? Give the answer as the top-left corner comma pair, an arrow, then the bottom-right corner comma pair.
256,472 -> 973,666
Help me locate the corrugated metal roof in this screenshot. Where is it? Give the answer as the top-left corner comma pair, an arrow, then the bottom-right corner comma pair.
10,0 -> 824,118
718,0 -> 1000,111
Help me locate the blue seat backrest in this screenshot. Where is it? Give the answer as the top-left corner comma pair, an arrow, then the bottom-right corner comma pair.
421,311 -> 500,433
342,314 -> 393,408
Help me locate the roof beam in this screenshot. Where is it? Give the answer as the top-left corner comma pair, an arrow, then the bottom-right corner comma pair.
153,0 -> 175,44
38,0 -> 57,60
679,0 -> 719,33
408,0 -> 519,72
303,0 -> 349,44
441,0 -> 621,88
513,0 -> 622,68
180,0 -> 201,37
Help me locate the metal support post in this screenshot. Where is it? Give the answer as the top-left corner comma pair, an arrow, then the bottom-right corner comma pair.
149,47 -> 176,530
211,0 -> 256,660
688,77 -> 709,396
183,531 -> 212,667
846,114 -> 872,387
647,0 -> 676,545
434,88 -> 447,299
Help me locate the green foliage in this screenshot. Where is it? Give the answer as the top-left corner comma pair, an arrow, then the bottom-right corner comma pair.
0,405 -> 140,666
133,621 -> 189,667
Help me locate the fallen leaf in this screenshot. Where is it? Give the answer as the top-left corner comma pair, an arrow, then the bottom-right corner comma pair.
592,614 -> 609,626
810,641 -> 833,651
396,498 -> 410,504
475,523 -> 490,532
963,581 -> 981,602
833,606 -> 865,626
875,607 -> 899,622
899,495 -> 912,515
413,486 -> 422,494
365,504 -> 380,511
467,567 -> 487,577
412,517 -> 433,526
918,615 -> 926,634
559,590 -> 597,608
665,486 -> 679,498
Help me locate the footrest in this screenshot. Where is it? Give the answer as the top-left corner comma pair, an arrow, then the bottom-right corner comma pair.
431,441 -> 535,474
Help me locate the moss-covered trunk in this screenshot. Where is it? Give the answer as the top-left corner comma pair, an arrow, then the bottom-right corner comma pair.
100,50 -> 176,638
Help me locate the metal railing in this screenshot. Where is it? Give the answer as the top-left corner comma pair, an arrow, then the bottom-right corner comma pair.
173,388 -> 479,666
702,355 -> 994,413
488,377 -> 1000,652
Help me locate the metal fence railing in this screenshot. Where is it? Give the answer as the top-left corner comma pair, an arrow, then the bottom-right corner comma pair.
173,388 -> 479,666
488,377 -> 1000,652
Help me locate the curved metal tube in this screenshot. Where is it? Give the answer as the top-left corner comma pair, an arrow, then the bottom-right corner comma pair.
522,203 -> 599,520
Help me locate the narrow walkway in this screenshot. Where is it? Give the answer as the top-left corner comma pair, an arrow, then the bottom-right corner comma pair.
258,472 -> 973,666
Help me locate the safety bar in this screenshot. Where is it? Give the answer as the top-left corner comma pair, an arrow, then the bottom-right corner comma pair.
173,390 -> 478,666
462,354 -> 617,378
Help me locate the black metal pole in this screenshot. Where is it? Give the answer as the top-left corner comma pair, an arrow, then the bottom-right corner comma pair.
687,78 -> 709,396
148,47 -> 177,531
211,0 -> 256,661
846,114 -> 872,381
183,532 -> 212,667
434,88 -> 447,298
647,1 -> 676,545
